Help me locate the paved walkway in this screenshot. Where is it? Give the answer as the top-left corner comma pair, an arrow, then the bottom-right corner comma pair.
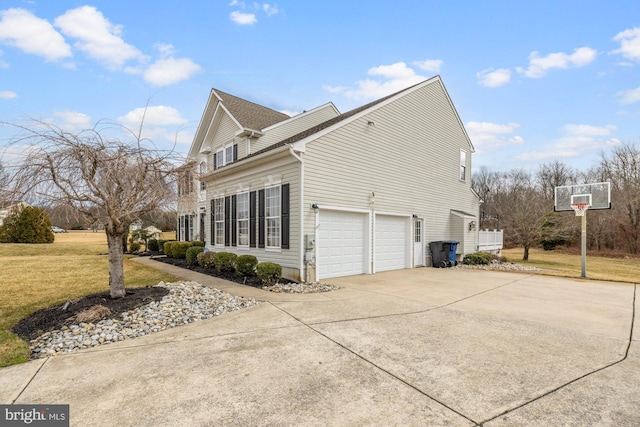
1,262 -> 638,426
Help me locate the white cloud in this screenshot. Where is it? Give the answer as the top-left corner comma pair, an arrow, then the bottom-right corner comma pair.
514,124 -> 620,161
612,27 -> 640,63
50,110 -> 92,131
618,86 -> 640,104
412,59 -> 443,73
465,121 -> 523,153
0,90 -> 17,99
328,62 -> 426,100
263,4 -> 279,16
0,8 -> 71,62
278,109 -> 298,117
143,44 -> 201,86
517,47 -> 597,78
230,11 -> 257,25
118,105 -> 191,144
477,68 -> 511,87
54,6 -> 144,70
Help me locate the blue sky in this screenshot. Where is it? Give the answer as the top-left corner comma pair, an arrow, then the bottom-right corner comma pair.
0,1 -> 638,173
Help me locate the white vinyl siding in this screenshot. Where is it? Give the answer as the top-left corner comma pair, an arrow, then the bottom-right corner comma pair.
303,78 -> 478,264
251,104 -> 340,153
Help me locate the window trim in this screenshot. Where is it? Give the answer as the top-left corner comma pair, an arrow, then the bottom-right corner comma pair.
236,192 -> 250,248
265,185 -> 281,249
214,143 -> 237,169
460,149 -> 467,181
213,197 -> 225,247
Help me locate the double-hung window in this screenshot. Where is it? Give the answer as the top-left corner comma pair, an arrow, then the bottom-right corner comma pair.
460,150 -> 467,181
214,143 -> 237,169
214,198 -> 225,246
237,192 -> 249,247
265,186 -> 281,248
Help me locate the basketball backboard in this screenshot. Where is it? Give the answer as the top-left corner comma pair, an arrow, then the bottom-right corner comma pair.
554,181 -> 611,212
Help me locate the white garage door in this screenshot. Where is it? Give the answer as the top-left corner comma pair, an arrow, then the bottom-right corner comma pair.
318,210 -> 368,279
375,215 -> 409,272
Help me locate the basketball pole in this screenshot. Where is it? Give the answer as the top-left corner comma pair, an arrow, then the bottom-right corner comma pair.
581,212 -> 587,279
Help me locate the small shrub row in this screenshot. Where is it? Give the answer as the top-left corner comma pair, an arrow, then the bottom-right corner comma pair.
186,246 -> 205,265
147,239 -> 160,251
191,250 -> 280,283
163,241 -> 203,259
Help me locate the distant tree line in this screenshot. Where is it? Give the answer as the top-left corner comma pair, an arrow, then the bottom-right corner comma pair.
473,141 -> 640,260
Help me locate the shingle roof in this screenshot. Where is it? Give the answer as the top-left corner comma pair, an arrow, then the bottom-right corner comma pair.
213,89 -> 290,131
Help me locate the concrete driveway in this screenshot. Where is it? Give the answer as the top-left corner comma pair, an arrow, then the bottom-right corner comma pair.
1,265 -> 638,426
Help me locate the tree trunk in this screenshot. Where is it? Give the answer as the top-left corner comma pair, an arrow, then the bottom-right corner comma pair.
523,245 -> 530,261
106,231 -> 126,299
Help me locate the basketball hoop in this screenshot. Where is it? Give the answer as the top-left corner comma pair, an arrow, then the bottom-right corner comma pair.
571,203 -> 590,217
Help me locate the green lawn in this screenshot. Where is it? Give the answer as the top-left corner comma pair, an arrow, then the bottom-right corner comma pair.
0,231 -> 178,367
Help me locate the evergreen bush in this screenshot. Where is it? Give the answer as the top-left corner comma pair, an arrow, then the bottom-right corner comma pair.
190,240 -> 205,247
147,239 -> 159,251
197,251 -> 216,268
462,251 -> 492,265
235,255 -> 258,276
256,262 -> 282,284
172,242 -> 192,259
163,241 -> 176,257
213,252 -> 237,272
186,246 -> 205,265
0,205 -> 54,244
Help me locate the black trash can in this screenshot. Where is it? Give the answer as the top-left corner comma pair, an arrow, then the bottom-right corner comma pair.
429,241 -> 448,268
443,240 -> 459,266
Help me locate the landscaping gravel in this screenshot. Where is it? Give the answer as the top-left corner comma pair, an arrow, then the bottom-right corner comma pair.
29,281 -> 261,358
458,260 -> 543,272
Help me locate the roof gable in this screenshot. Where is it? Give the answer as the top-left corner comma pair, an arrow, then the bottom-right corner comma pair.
212,89 -> 290,131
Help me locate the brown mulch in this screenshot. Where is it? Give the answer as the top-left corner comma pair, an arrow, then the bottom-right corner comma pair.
12,287 -> 169,342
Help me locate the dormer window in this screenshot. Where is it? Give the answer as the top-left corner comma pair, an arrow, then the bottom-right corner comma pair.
214,143 -> 238,170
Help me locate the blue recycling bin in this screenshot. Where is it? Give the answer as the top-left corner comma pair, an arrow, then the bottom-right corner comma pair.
443,240 -> 459,266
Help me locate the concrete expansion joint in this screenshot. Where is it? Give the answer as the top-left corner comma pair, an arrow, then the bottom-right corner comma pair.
12,357 -> 50,404
479,283 -> 638,425
268,301 -> 480,425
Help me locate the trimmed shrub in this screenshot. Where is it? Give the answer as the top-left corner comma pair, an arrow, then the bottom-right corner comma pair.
172,242 -> 192,259
129,241 -> 141,252
213,252 -> 237,272
256,262 -> 282,284
158,239 -> 175,253
147,238 -> 159,252
0,205 -> 54,244
163,241 -> 176,257
236,254 -> 258,276
462,251 -> 492,265
197,251 -> 216,269
190,240 -> 205,247
186,246 -> 205,265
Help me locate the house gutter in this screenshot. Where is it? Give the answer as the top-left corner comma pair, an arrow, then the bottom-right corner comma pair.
288,145 -> 306,283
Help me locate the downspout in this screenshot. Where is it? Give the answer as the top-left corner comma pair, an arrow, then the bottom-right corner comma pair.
288,146 -> 306,283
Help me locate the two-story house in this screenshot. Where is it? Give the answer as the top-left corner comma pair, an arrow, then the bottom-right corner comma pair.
178,76 -> 480,282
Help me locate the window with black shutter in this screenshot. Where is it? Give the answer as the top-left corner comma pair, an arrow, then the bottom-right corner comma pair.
281,184 -> 290,249
224,196 -> 231,246
231,194 -> 237,247
250,191 -> 256,248
258,189 -> 265,248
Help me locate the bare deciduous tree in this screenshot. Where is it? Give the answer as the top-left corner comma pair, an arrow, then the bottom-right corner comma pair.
3,120 -> 179,298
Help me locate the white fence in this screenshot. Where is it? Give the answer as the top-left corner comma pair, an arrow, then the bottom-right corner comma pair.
478,229 -> 503,252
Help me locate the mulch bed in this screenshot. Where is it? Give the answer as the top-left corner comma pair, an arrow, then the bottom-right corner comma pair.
12,253 -> 292,344
149,255 -> 295,288
12,287 -> 169,342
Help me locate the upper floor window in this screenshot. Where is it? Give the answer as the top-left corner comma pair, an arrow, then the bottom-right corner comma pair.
214,143 -> 237,169
199,162 -> 207,191
460,150 -> 467,181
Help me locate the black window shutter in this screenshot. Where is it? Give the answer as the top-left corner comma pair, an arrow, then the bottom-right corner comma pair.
224,196 -> 230,246
177,216 -> 181,241
281,184 -> 290,249
258,189 -> 265,248
231,195 -> 237,247
233,144 -> 238,162
213,153 -> 217,170
210,199 -> 216,245
250,191 -> 257,248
